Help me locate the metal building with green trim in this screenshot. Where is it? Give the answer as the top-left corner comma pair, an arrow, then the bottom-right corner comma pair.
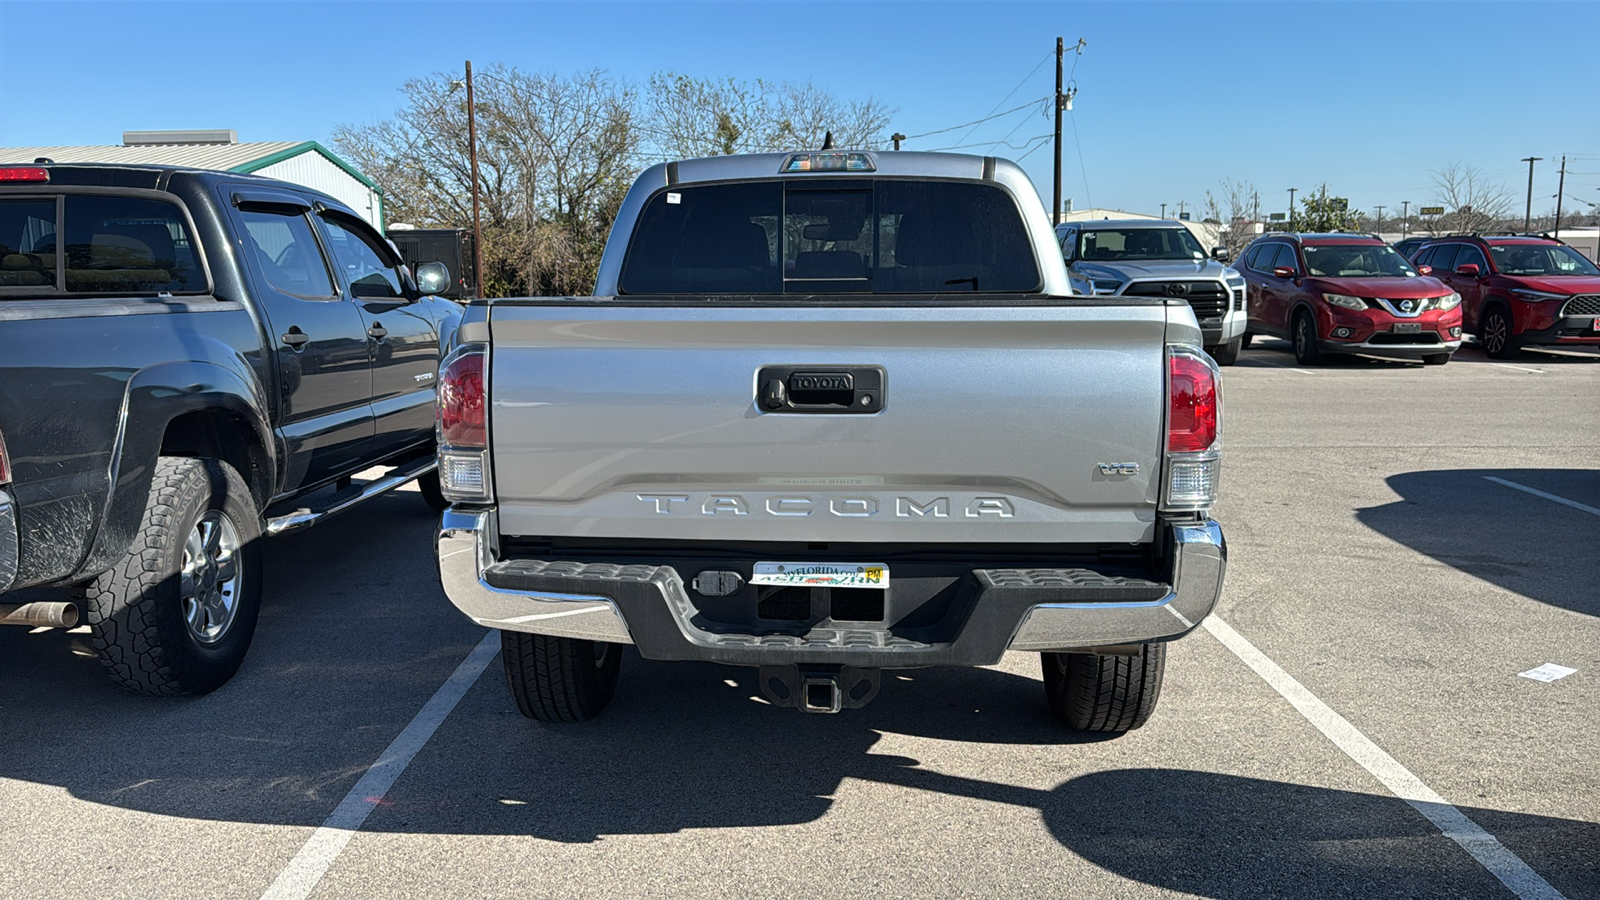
0,130 -> 385,229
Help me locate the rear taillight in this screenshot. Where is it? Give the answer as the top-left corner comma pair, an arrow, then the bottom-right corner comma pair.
437,343 -> 491,502
1168,351 -> 1218,452
1163,347 -> 1221,512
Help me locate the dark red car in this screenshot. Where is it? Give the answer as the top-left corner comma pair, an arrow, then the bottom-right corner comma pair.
1408,234 -> 1600,358
1236,233 -> 1463,366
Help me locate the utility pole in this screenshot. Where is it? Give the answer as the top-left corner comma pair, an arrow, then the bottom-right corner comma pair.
466,60 -> 483,297
1553,155 -> 1566,238
1052,37 -> 1063,225
1521,156 -> 1542,232
1287,187 -> 1297,229
1160,202 -> 1167,220
1374,205 -> 1385,234
1401,200 -> 1410,238
891,132 -> 905,151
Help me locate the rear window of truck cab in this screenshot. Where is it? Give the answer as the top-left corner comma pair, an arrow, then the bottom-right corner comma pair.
0,194 -> 203,296
617,179 -> 1042,295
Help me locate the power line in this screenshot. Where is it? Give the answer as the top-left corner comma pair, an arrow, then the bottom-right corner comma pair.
927,133 -> 1052,153
1069,103 -> 1092,210
947,51 -> 1053,148
986,97 -> 1049,155
902,97 -> 1048,141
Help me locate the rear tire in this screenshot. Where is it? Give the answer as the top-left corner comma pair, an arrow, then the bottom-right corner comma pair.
1422,352 -> 1450,366
1207,337 -> 1242,366
86,457 -> 263,695
1292,310 -> 1323,366
417,468 -> 450,512
1041,643 -> 1166,733
1239,331 -> 1254,350
1480,307 -> 1519,359
502,630 -> 621,722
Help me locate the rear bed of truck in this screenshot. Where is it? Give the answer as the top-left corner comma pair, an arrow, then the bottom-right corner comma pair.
437,297 -> 1223,674
435,150 -> 1225,721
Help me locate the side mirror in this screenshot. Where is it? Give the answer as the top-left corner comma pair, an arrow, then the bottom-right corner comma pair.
415,261 -> 450,295
1417,265 -> 1433,275
1272,265 -> 1297,280
1212,246 -> 1230,261
1454,263 -> 1481,277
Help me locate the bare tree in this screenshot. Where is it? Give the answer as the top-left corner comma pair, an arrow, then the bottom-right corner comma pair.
645,72 -> 895,159
1430,163 -> 1514,234
339,66 -> 897,294
1202,177 -> 1262,257
335,67 -> 640,296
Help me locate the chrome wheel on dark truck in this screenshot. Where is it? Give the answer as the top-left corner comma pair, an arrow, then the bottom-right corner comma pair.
1041,643 -> 1166,733
501,631 -> 622,722
86,457 -> 263,695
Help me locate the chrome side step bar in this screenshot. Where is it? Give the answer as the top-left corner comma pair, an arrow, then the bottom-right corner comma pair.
265,457 -> 437,537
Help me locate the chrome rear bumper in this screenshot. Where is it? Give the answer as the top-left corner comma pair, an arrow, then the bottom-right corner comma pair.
437,508 -> 1225,664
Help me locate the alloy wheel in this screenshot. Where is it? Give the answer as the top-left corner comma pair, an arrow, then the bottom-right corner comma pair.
180,510 -> 243,644
1483,313 -> 1507,355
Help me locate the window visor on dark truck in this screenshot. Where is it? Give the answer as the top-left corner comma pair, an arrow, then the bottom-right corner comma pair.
617,179 -> 1042,295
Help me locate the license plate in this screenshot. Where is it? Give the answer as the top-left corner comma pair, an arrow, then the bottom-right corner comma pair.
751,562 -> 889,589
1392,323 -> 1421,333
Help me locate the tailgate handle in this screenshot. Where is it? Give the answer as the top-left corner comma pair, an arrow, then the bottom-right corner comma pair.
757,366 -> 884,414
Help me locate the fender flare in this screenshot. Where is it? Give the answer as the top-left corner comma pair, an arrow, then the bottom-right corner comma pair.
74,358 -> 274,581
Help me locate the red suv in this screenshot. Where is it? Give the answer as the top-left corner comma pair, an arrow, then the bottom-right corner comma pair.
1236,233 -> 1463,366
1409,234 -> 1600,358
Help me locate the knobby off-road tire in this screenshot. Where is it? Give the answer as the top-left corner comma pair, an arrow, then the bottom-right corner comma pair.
416,468 -> 450,512
502,630 -> 621,722
1207,337 -> 1242,366
1041,643 -> 1167,733
86,457 -> 264,695
1292,311 -> 1323,366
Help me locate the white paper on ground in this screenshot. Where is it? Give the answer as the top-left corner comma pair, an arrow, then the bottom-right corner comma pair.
1517,663 -> 1577,683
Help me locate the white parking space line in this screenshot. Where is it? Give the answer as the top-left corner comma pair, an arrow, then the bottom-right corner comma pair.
260,631 -> 499,900
1483,476 -> 1600,517
1490,363 -> 1546,374
1202,615 -> 1566,900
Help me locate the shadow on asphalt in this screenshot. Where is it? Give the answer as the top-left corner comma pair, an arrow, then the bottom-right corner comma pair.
367,654 -> 1597,897
4,487 -> 1596,898
1357,469 -> 1600,619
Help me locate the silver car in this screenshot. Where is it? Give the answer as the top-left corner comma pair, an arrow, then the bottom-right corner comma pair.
1056,219 -> 1249,364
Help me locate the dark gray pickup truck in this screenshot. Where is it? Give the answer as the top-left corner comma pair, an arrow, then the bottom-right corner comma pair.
0,163 -> 460,694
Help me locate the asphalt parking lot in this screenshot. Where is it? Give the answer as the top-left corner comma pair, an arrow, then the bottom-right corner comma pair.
2,339 -> 1596,900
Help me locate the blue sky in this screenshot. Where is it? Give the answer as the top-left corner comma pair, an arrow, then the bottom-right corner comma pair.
3,1 -> 1597,220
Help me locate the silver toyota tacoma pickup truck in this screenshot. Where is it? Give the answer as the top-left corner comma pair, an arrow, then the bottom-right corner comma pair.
436,151 -> 1226,733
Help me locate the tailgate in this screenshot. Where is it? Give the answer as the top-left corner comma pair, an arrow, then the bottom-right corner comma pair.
488,303 -> 1167,545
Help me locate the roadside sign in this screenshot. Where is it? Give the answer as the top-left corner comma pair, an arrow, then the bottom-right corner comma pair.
1419,206 -> 1445,216
1269,212 -> 1287,221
